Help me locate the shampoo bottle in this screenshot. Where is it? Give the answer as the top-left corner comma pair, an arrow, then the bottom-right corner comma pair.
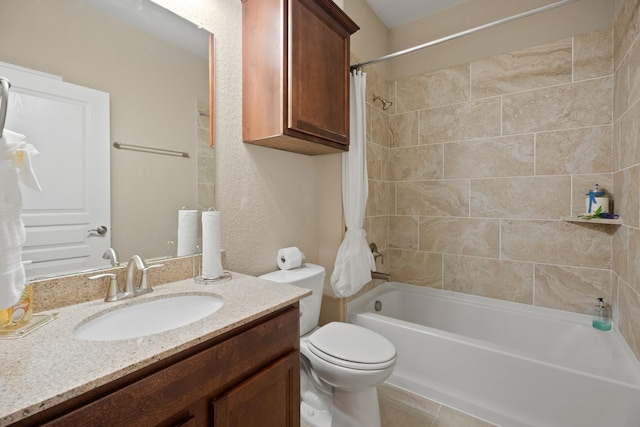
592,297 -> 611,331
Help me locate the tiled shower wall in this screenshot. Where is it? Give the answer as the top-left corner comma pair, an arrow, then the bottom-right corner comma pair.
612,0 -> 640,361
364,8 -> 640,362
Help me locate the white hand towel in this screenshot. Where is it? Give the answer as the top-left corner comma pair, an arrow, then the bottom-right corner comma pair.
3,129 -> 42,192
0,129 -> 40,309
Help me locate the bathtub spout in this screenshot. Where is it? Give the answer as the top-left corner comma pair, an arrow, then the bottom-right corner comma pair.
371,271 -> 391,281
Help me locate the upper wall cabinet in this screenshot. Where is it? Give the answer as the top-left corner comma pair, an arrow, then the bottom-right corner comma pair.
241,0 -> 359,156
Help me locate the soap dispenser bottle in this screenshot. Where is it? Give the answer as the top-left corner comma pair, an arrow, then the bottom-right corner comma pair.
592,298 -> 611,331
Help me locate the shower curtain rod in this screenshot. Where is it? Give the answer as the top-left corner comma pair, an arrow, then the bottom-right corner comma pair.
350,0 -> 579,72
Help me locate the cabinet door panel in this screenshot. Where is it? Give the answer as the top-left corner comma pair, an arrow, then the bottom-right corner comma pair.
288,0 -> 350,146
212,352 -> 300,427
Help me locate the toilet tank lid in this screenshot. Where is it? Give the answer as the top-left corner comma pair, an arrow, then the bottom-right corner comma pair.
258,263 -> 325,284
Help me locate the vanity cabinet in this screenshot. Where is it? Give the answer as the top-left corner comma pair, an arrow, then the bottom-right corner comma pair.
241,0 -> 359,156
14,306 -> 300,427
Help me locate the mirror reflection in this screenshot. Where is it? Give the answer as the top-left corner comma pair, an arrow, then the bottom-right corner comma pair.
0,0 -> 213,279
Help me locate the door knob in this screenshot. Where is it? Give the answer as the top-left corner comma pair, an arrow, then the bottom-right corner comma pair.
89,225 -> 108,235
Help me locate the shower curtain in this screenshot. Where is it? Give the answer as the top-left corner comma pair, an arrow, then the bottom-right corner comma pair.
330,70 -> 376,298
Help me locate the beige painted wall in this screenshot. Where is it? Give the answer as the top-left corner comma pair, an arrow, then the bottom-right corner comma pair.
150,0 -> 616,291
0,0 -> 207,261
152,0 -> 347,285
343,0 -> 390,77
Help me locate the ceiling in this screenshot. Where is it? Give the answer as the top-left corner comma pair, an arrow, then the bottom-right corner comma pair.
364,0 -> 470,29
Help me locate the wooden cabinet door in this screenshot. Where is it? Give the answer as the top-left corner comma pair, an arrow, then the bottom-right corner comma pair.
241,0 -> 358,155
288,0 -> 351,147
212,352 -> 300,427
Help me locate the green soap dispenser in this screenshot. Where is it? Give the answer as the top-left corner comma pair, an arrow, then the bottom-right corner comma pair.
592,298 -> 611,331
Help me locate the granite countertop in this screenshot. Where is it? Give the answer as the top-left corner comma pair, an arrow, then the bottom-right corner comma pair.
0,272 -> 310,425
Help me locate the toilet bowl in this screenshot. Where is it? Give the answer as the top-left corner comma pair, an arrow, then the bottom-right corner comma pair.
259,263 -> 396,427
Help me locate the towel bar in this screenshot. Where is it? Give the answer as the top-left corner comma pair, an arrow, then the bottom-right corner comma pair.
113,142 -> 190,158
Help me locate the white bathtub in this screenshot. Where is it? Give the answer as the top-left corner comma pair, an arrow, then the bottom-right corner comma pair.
346,282 -> 640,427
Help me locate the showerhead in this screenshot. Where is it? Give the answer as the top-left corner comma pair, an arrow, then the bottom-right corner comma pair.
372,94 -> 392,111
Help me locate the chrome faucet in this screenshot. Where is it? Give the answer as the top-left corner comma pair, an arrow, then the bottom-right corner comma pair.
125,255 -> 146,296
102,248 -> 120,267
371,271 -> 392,281
89,255 -> 164,302
369,243 -> 391,282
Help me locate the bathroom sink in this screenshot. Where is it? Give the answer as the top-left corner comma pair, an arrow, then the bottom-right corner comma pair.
73,294 -> 224,341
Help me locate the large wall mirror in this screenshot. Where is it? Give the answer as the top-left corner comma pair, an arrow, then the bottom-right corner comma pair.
0,0 -> 214,279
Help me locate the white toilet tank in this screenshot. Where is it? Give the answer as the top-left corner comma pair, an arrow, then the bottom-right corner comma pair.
259,263 -> 325,336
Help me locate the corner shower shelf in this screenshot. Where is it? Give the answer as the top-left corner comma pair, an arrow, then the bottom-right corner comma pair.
562,217 -> 623,225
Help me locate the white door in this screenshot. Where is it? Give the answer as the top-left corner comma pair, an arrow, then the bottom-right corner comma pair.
0,62 -> 110,279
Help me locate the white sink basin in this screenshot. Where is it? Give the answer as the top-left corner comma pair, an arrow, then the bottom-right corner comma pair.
73,293 -> 224,341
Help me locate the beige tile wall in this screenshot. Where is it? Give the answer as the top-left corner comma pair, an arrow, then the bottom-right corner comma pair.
363,25 -> 640,361
613,0 -> 640,361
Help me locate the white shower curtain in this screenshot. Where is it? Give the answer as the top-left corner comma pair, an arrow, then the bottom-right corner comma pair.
330,70 -> 376,298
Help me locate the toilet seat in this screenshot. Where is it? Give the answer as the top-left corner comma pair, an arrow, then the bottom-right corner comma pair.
308,322 -> 396,371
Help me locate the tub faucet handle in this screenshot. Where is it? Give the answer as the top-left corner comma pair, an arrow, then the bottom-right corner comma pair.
370,242 -> 383,264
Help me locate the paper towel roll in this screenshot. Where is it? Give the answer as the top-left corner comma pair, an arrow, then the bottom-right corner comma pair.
202,211 -> 223,279
177,209 -> 198,256
277,247 -> 305,270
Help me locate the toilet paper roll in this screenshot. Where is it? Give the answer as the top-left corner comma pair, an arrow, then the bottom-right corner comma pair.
277,247 -> 305,270
586,197 -> 609,214
177,209 -> 198,256
202,211 -> 223,279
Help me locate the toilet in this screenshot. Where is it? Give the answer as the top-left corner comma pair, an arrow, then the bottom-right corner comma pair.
259,263 -> 396,427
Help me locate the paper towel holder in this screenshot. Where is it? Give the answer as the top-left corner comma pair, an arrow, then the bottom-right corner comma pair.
193,245 -> 232,284
194,271 -> 232,285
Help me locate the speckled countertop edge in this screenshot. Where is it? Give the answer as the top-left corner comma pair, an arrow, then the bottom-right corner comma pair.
0,272 -> 310,425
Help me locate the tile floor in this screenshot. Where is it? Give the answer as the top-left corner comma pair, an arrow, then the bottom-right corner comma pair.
300,383 -> 497,427
378,384 -> 496,427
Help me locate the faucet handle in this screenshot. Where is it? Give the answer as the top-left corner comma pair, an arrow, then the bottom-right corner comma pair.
369,242 -> 384,264
89,273 -> 119,302
138,264 -> 164,295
